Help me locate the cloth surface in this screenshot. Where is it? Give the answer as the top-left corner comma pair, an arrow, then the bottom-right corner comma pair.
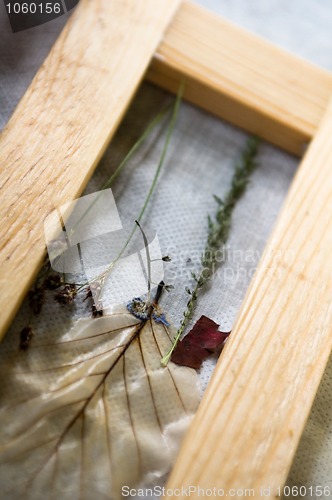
1,0 -> 332,496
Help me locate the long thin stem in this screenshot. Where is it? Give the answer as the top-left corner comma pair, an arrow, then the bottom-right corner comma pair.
136,82 -> 183,224
68,103 -> 172,240
135,220 -> 152,303
80,83 -> 184,289
101,102 -> 173,191
161,136 -> 260,366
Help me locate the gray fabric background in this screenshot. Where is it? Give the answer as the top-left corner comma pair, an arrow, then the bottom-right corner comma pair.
1,0 -> 332,496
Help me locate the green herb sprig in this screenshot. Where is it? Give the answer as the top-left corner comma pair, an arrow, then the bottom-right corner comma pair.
161,136 -> 260,366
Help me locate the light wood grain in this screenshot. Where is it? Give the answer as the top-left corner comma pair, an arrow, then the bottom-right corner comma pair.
148,1 -> 332,155
166,95 -> 332,497
0,0 -> 181,340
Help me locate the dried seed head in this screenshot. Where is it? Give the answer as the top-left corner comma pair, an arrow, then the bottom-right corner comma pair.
84,281 -> 102,302
83,287 -> 92,301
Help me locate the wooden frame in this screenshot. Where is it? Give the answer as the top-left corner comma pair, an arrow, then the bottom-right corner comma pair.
1,0 -> 332,496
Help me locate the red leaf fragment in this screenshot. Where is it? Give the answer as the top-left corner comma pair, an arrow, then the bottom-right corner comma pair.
171,315 -> 231,369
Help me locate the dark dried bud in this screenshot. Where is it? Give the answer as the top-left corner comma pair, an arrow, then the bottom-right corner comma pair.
19,326 -> 33,351
162,256 -> 171,262
92,304 -> 103,318
44,274 -> 62,290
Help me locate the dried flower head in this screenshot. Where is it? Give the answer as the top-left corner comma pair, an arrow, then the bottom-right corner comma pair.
152,306 -> 170,327
127,297 -> 149,321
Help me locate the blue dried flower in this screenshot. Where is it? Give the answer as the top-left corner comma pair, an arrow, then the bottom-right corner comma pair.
127,297 -> 149,320
152,311 -> 170,327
